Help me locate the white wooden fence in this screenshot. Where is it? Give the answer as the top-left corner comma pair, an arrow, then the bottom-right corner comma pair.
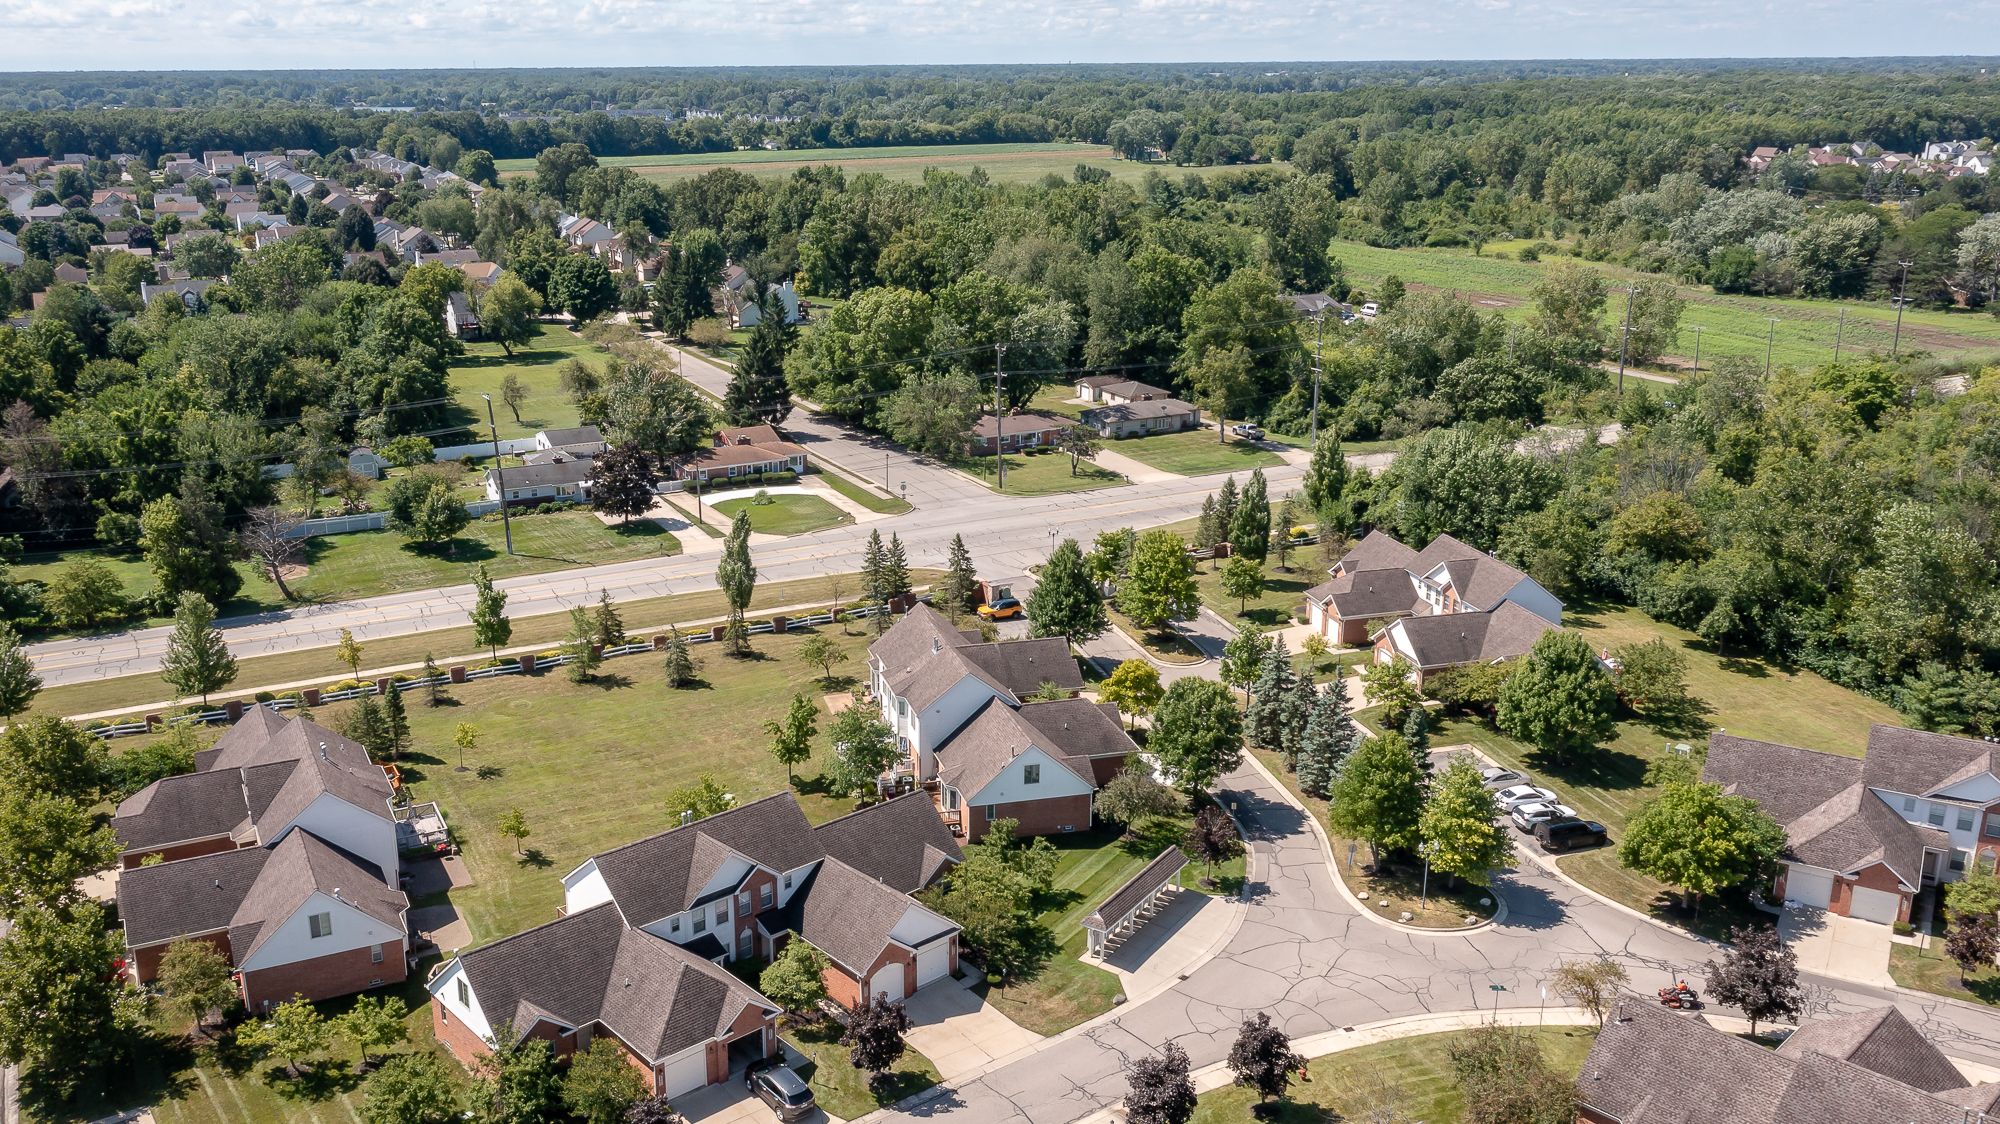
284,499 -> 504,539
434,437 -> 538,461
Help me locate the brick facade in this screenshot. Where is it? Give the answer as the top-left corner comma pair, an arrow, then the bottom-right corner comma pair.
967,794 -> 1092,842
433,996 -> 492,1065
240,939 -> 407,1011
121,835 -> 241,869
131,930 -> 232,983
1089,754 -> 1130,787
1827,861 -> 1913,924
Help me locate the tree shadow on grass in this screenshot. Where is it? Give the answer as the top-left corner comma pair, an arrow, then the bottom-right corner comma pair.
519,848 -> 553,868
476,764 -> 505,780
264,1058 -> 360,1103
584,672 -> 635,691
404,751 -> 447,766
21,1028 -> 194,1124
1517,743 -> 1651,793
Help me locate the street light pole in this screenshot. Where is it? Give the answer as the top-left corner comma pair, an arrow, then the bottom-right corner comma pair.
1615,285 -> 1635,393
1691,325 -> 1702,375
1309,311 -> 1325,443
481,393 -> 514,555
1892,260 -> 1912,359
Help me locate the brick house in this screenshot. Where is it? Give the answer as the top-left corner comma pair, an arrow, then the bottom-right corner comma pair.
432,792 -> 965,1096
1304,530 -> 1564,648
1577,998 -> 1999,1122
868,605 -> 1135,841
671,424 -> 808,484
112,708 -> 407,1009
1705,725 -> 2000,925
967,411 -> 1073,456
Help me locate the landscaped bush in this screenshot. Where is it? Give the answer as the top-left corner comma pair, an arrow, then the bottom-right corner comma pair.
326,678 -> 370,693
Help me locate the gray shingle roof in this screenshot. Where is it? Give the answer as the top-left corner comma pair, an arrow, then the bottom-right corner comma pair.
969,412 -> 1073,440
1017,698 -> 1138,761
1081,399 -> 1198,423
1335,530 -> 1420,575
870,605 -> 1080,712
1860,725 -> 2000,798
956,638 -> 1083,698
810,793 -> 963,894
764,858 -> 928,975
935,698 -> 1096,800
1391,601 -> 1556,668
495,459 -> 593,489
1703,734 -> 1932,887
587,793 -> 825,928
1303,566 -> 1421,619
113,769 -> 252,850
1775,1006 -> 1965,1093
538,426 -> 605,447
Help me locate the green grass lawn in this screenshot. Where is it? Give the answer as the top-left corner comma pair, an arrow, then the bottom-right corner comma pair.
1414,602 -> 1904,938
816,466 -> 912,514
711,493 -> 853,535
445,323 -> 609,441
1107,611 -> 1208,665
496,143 -> 1273,187
956,451 -> 1128,496
785,1020 -> 942,1120
1110,431 -> 1284,477
1194,559 -> 1316,631
980,816 -> 1243,1037
1890,939 -> 2000,1007
1190,1026 -> 1596,1124
1331,240 -> 2000,372
1027,386 -> 1088,420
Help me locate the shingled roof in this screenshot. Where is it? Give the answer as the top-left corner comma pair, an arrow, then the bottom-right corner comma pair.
763,858 -> 944,975
1859,725 -> 2000,798
1389,600 -> 1557,669
453,903 -> 775,1062
587,793 -> 826,927
870,604 -> 1081,712
1704,734 -> 1940,887
934,698 -> 1096,800
810,793 -> 963,894
1017,698 -> 1139,761
1775,1006 -> 1966,1093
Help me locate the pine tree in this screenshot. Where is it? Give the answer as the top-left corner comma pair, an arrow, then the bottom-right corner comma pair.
1230,468 -> 1270,563
344,694 -> 390,759
939,534 -> 978,620
883,534 -> 912,600
1244,638 -> 1297,758
1301,430 -> 1348,520
380,681 -> 411,760
727,289 -> 795,425
662,628 -> 699,688
1296,680 -> 1346,797
1402,706 -> 1432,766
1194,496 -> 1221,556
1215,476 -> 1240,542
862,530 -> 890,633
160,591 -> 236,705
591,589 -> 626,648
1279,676 -> 1317,768
421,654 -> 447,706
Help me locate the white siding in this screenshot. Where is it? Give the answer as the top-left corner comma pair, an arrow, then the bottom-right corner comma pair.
1495,578 -> 1564,626
429,959 -> 495,1042
277,794 -> 400,885
1932,774 -> 2000,804
563,861 -> 612,913
915,676 -> 1007,759
238,891 -> 403,973
965,745 -> 1094,807
1870,787 -> 1986,855
887,904 -> 956,949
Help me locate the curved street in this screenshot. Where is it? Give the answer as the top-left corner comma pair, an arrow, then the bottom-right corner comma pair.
875,759 -> 2000,1124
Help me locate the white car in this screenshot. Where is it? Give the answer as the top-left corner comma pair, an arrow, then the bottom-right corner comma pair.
1230,423 -> 1266,440
1480,767 -> 1527,790
1509,802 -> 1577,832
1494,784 -> 1559,811
1359,301 -> 1381,319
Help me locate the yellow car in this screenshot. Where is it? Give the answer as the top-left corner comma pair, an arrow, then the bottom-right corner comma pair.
977,597 -> 1023,620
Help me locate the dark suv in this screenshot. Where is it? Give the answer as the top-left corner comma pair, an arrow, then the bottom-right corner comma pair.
747,1061 -> 818,1120
1535,817 -> 1608,853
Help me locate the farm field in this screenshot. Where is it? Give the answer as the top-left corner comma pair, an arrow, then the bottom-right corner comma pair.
497,142 -> 1273,186
1330,240 -> 2000,372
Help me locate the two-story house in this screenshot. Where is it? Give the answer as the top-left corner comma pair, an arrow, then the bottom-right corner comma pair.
868,605 -> 1134,840
1705,725 -> 2000,925
430,792 -> 962,1099
112,708 -> 409,1008
1303,531 -> 1564,685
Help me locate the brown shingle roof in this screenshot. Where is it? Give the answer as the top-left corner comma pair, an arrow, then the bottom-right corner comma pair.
969,412 -> 1071,440
934,698 -> 1095,799
1775,1006 -> 1965,1093
1303,566 -> 1421,619
1390,601 -> 1556,668
810,793 -> 963,894
1703,734 -> 1932,886
586,793 -> 826,927
1017,698 -> 1139,761
764,858 -> 934,975
1860,725 -> 2000,798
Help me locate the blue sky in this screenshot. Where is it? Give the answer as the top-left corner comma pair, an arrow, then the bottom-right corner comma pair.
9,0 -> 1997,71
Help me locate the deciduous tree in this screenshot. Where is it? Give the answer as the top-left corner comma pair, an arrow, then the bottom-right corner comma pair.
1026,538 -> 1106,644
239,997 -> 331,1077
766,694 -> 819,783
1703,925 -> 1802,1037
1099,659 -> 1163,728
842,996 -> 911,1092
1418,755 -> 1511,886
826,708 -> 898,797
1125,1043 -> 1197,1124
1120,529 -> 1198,632
1496,631 -> 1617,762
564,1037 -> 648,1124
1150,678 -> 1243,796
157,938 -> 239,1037
0,901 -> 135,1097
1618,782 -> 1785,914
1548,957 -> 1629,1027
471,563 -> 511,660
1096,768 -> 1183,829
1328,732 -> 1425,866
759,938 -> 830,1023
499,807 -> 531,853
1227,1012 -> 1305,1105
480,275 -> 541,357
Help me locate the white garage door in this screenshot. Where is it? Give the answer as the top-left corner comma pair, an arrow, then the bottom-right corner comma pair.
1850,886 -> 1903,925
659,1048 -> 710,1099
1786,866 -> 1834,909
872,965 -> 907,1004
915,943 -> 952,989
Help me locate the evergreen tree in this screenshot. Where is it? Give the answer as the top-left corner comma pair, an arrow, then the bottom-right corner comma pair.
883,533 -> 912,600
726,290 -> 796,425
1194,496 -> 1222,561
662,628 -> 700,688
1402,705 -> 1431,754
344,694 -> 391,759
1301,430 -> 1349,521
1279,675 -> 1317,769
1230,468 -> 1271,562
718,511 -> 758,655
939,534 -> 979,620
1026,538 -> 1107,644
381,681 -> 411,760
591,589 -> 626,648
1215,476 -> 1240,542
1296,677 -> 1352,797
862,530 -> 891,632
0,624 -> 39,718
160,591 -> 236,705
1245,638 -> 1297,757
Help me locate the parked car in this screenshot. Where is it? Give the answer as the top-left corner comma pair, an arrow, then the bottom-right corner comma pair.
1494,784 -> 1559,811
1509,802 -> 1577,832
747,1062 -> 818,1121
1480,767 -> 1527,790
977,597 -> 1022,620
1231,423 -> 1266,440
1535,818 -> 1610,853
1359,301 -> 1381,319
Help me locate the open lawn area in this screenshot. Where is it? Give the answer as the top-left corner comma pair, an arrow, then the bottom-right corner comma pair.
956,450 -> 1128,496
495,143 -> 1275,187
711,493 -> 853,535
1108,610 -> 1208,665
816,466 -> 912,514
1110,430 -> 1283,477
1194,559 -> 1316,631
785,1020 -> 942,1120
444,323 -> 608,442
980,816 -> 1243,1037
1891,936 -> 2000,1008
1190,1026 -> 1596,1124
1413,602 -> 1904,938
1330,239 -> 2000,372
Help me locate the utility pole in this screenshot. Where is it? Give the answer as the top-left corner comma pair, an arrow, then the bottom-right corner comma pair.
1764,318 -> 1778,378
993,343 -> 1008,492
481,393 -> 514,555
1691,325 -> 1702,375
1615,285 -> 1635,393
1892,260 -> 1912,358
1309,311 -> 1325,443
1834,308 -> 1845,362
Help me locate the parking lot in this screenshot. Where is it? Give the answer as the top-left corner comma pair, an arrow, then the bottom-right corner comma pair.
1428,745 -> 1610,856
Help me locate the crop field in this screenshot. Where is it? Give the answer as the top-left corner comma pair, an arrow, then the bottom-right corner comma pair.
496,142 -> 1268,185
1330,240 -> 2000,372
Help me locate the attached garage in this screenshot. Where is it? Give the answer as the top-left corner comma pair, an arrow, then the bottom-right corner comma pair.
1785,866 -> 1835,909
1849,886 -> 1904,925
658,1047 -> 710,1099
870,965 -> 906,1004
914,941 -> 952,989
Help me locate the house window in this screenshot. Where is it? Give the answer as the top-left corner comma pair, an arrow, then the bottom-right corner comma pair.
1930,804 -> 1948,827
1904,796 -> 1918,814
1023,763 -> 1041,785
782,873 -> 793,890
308,912 -> 332,939
759,884 -> 773,909
693,914 -> 708,934
457,979 -> 470,1006
1985,817 -> 2000,839
716,903 -> 729,924
1953,850 -> 1970,872
370,944 -> 384,964
670,917 -> 682,933
1960,809 -> 1976,832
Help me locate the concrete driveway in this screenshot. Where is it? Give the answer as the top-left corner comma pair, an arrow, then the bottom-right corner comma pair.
903,976 -> 1042,1081
1780,905 -> 1896,988
676,1041 -> 844,1124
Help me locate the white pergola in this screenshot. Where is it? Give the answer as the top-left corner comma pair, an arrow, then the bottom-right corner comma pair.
1083,845 -> 1186,958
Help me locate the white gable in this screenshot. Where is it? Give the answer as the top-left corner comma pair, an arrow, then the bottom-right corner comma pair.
564,859 -> 613,913
430,958 -> 495,1042
963,743 -> 1093,807
888,901 -> 957,949
1932,773 -> 2000,803
237,889 -> 402,973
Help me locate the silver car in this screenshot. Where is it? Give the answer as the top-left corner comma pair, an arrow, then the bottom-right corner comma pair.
1480,767 -> 1527,790
1494,784 -> 1559,811
1509,801 -> 1576,832
747,1063 -> 817,1121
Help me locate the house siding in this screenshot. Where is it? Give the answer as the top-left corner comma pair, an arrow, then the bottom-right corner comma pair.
121,835 -> 242,869
131,930 -> 232,983
241,938 -> 407,1010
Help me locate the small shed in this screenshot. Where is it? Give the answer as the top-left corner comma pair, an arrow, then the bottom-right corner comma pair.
1083,845 -> 1186,957
348,447 -> 390,481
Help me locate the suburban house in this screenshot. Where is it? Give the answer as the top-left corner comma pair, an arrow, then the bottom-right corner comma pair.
112,709 -> 409,1009
730,281 -> 802,327
1074,376 -> 1172,405
868,604 -> 1132,840
1303,531 -> 1563,684
457,261 -> 502,289
1080,397 -> 1203,439
534,426 -> 609,459
485,458 -> 593,506
430,792 -> 962,1098
1703,724 -> 2000,925
968,411 -> 1073,456
443,291 -> 481,341
1576,998 -> 1999,1123
671,424 -> 808,484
